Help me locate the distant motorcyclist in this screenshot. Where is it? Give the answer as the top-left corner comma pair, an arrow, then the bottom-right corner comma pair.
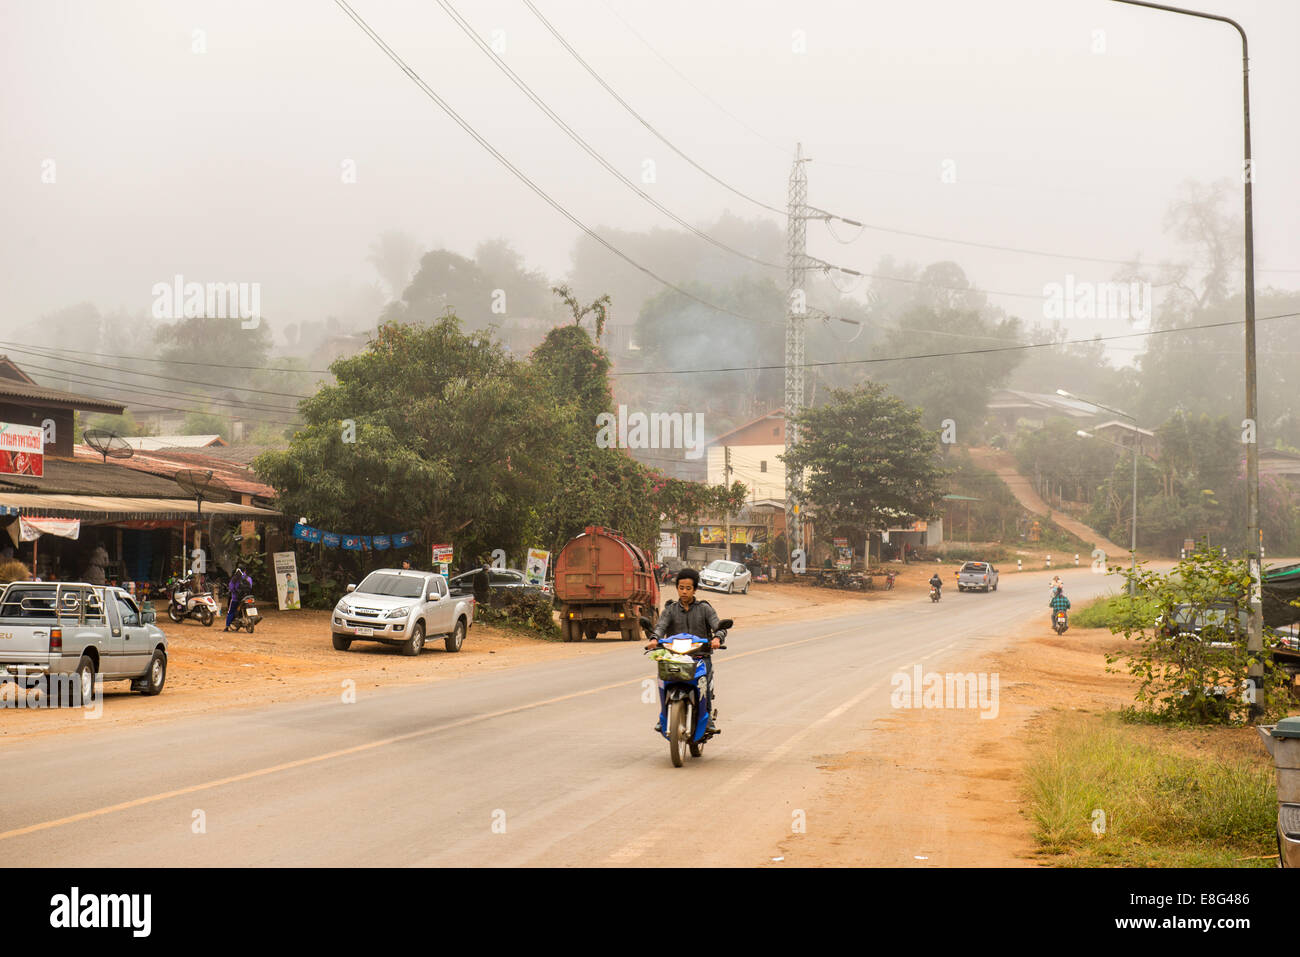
1048,575 -> 1063,594
1049,585 -> 1071,627
647,568 -> 724,733
928,572 -> 943,596
225,564 -> 253,632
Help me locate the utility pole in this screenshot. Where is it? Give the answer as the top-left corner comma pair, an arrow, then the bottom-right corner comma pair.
724,445 -> 733,563
1111,0 -> 1261,718
784,144 -> 809,562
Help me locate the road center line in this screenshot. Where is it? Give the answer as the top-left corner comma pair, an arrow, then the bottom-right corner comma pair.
0,619 -> 878,842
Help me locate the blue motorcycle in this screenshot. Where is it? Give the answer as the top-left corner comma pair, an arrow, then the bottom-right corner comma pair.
642,616 -> 732,767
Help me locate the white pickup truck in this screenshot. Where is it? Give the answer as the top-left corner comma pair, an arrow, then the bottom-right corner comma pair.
0,581 -> 168,700
331,568 -> 475,656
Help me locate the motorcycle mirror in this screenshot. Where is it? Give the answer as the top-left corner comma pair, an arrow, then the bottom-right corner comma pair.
717,618 -> 734,630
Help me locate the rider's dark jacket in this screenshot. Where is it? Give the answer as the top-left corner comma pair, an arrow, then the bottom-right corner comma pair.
653,598 -> 722,654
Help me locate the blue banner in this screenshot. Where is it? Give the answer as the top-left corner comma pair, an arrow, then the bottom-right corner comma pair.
295,527 -> 414,549
342,535 -> 370,551
372,535 -> 391,550
321,532 -> 341,549
392,531 -> 415,548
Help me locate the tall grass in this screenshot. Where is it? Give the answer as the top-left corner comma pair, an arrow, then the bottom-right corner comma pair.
1026,715 -> 1277,866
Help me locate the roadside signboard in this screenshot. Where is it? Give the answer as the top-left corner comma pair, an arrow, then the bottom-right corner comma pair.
431,544 -> 454,566
833,537 -> 852,570
0,422 -> 43,477
524,548 -> 550,585
274,551 -> 300,610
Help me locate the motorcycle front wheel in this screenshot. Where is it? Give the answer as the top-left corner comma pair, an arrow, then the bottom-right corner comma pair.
668,699 -> 686,767
200,607 -> 214,627
167,605 -> 184,623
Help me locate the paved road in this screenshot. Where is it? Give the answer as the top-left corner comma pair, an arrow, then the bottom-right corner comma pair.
0,568 -> 1120,866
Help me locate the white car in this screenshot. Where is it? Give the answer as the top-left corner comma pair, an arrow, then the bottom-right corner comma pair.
698,560 -> 751,595
332,569 -> 474,656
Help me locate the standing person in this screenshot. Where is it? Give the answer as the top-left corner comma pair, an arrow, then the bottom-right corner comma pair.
400,559 -> 413,570
225,564 -> 253,632
646,568 -> 724,733
473,562 -> 490,607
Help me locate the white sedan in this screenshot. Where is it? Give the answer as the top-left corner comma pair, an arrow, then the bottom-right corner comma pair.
698,560 -> 751,595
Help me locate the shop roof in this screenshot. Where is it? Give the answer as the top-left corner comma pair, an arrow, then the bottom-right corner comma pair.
0,458 -> 191,497
0,493 -> 281,521
72,445 -> 276,499
0,360 -> 126,415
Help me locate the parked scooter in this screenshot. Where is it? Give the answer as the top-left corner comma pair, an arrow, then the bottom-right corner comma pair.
166,574 -> 218,626
1053,609 -> 1069,635
229,594 -> 259,633
641,615 -> 733,767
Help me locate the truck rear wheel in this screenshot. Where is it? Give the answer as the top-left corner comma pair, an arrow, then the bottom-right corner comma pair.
444,618 -> 465,653
561,620 -> 577,642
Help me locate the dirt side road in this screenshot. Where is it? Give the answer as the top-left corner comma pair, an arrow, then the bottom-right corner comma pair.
771,620 -> 1135,866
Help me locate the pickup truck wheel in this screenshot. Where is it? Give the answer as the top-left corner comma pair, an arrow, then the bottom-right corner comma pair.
444,618 -> 465,653
138,650 -> 166,696
332,634 -> 352,651
403,621 -> 426,656
74,656 -> 95,706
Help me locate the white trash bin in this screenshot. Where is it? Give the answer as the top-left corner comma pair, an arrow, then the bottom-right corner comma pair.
1257,716 -> 1300,868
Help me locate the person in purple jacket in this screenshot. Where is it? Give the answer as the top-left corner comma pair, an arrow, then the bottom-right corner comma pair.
225,565 -> 253,631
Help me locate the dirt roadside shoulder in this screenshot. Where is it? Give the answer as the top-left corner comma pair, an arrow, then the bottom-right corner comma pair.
770,620 -> 1136,867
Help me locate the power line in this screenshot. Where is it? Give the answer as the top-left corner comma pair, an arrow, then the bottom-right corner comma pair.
0,340 -> 333,375
1,343 -> 316,400
526,0 -> 787,216
439,0 -> 782,269
610,310 -> 1300,377
332,0 -> 778,328
598,0 -> 792,159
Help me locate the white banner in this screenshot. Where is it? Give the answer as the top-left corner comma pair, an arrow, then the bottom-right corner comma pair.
19,517 -> 80,541
273,551 -> 300,611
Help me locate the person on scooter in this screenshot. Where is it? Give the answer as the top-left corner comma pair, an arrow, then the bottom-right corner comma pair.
646,568 -> 724,733
1049,585 -> 1071,628
928,571 -> 943,597
225,564 -> 253,632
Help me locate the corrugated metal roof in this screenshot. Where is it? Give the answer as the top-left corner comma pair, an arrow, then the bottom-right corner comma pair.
0,379 -> 125,414
0,493 -> 281,520
0,458 -> 190,497
72,446 -> 275,498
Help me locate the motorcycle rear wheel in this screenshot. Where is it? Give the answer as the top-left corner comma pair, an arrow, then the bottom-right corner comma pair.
668,699 -> 686,767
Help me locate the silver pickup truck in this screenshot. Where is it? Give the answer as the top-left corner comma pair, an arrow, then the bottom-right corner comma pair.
331,568 -> 475,655
0,581 -> 168,700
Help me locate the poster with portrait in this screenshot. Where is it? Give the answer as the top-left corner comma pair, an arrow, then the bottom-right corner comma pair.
274,551 -> 301,611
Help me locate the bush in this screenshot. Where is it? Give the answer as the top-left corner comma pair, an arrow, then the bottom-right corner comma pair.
1104,548 -> 1293,725
477,590 -> 559,639
934,545 -> 1012,564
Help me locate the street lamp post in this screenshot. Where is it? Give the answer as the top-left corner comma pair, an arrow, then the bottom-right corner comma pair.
1060,390 -> 1141,594
1110,0 -> 1262,712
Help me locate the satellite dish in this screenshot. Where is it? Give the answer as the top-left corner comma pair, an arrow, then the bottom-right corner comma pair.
174,470 -> 232,572
84,429 -> 135,464
174,469 -> 232,506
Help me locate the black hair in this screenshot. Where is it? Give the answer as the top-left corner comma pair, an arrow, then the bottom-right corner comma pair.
675,568 -> 700,588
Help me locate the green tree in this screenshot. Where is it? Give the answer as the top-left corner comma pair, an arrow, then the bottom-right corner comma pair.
255,317 -> 556,564
782,382 -> 948,538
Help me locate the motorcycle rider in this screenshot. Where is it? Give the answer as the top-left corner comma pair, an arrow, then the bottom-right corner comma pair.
646,567 -> 724,733
1049,585 -> 1071,628
225,564 -> 253,631
928,571 -> 943,598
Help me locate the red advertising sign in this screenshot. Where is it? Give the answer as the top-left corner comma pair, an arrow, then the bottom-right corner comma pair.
0,423 -> 43,477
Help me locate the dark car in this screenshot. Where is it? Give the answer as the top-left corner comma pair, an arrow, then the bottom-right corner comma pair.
448,567 -> 549,602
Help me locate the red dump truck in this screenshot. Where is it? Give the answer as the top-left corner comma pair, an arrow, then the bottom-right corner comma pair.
553,526 -> 660,642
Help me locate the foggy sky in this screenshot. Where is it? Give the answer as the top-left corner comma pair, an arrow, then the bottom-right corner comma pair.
3,0 -> 1297,349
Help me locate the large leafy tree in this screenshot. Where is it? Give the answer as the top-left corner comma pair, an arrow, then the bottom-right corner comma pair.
255,317 -> 556,562
783,382 -> 948,537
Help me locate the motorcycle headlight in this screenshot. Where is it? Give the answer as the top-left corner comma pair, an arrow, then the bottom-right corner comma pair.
386,606 -> 413,619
